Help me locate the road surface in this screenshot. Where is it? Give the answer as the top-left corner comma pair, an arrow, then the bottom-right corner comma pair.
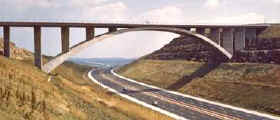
89,68 -> 278,120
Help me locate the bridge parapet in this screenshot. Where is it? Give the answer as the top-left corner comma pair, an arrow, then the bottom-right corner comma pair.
0,22 -> 269,28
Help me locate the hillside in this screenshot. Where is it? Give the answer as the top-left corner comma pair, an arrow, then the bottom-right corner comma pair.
144,36 -> 216,62
0,39 -> 172,120
0,38 -> 32,60
258,24 -> 280,39
117,25 -> 280,116
145,25 -> 280,63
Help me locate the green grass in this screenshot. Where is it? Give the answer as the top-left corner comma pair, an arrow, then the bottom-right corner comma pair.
117,59 -> 280,116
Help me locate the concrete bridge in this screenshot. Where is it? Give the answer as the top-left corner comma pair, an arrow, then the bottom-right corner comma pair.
0,22 -> 269,73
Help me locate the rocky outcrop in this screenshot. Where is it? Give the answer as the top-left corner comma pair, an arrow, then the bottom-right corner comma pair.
145,35 -> 280,64
233,50 -> 280,63
145,36 -> 223,62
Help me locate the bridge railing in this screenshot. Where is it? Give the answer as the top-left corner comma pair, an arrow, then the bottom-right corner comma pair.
0,18 -> 279,25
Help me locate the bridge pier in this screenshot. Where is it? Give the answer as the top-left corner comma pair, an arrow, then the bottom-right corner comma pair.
34,26 -> 42,69
86,27 -> 95,41
3,26 -> 10,57
234,28 -> 246,51
196,28 -> 206,50
108,27 -> 117,33
210,28 -> 222,45
61,26 -> 70,53
245,28 -> 257,50
222,28 -> 235,55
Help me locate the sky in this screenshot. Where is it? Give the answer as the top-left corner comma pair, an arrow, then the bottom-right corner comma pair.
0,0 -> 280,58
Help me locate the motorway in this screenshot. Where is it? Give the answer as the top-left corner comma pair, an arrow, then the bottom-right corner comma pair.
89,68 -> 278,120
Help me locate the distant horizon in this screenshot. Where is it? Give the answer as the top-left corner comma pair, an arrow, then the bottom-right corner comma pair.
70,56 -> 138,59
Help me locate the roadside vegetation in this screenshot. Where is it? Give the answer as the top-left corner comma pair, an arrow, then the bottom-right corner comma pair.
117,25 -> 280,117
0,38 -> 172,120
117,59 -> 280,117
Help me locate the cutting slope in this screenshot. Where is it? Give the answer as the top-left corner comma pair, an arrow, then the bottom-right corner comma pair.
0,38 -> 172,120
117,25 -> 280,116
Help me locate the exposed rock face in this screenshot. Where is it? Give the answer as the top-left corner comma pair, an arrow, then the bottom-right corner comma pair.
234,50 -> 280,63
255,38 -> 280,50
146,36 -> 216,62
0,38 -> 32,60
145,36 -> 226,62
145,35 -> 280,64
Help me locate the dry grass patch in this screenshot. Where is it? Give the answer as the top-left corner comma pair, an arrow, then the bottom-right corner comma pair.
0,56 -> 172,120
117,59 -> 280,116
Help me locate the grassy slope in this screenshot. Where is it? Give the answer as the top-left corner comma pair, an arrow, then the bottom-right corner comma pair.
117,59 -> 280,116
0,54 -> 172,119
117,25 -> 280,116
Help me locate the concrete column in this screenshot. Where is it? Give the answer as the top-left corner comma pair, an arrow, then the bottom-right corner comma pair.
34,26 -> 42,69
3,26 -> 10,57
245,28 -> 257,49
195,28 -> 206,50
86,27 -> 95,41
108,27 -> 117,33
234,28 -> 246,51
210,28 -> 221,44
222,28 -> 235,55
256,29 -> 265,48
61,26 -> 70,53
220,28 -> 224,47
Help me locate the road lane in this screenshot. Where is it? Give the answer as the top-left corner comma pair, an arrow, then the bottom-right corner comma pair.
90,68 -> 278,120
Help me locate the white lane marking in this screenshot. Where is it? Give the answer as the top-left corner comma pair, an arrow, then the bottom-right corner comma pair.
112,69 -> 280,120
102,74 -> 242,120
88,70 -> 188,120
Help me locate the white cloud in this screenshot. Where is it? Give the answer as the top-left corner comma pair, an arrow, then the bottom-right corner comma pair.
273,0 -> 280,3
0,0 -> 63,15
70,0 -> 108,7
0,0 -> 110,11
27,0 -> 60,8
81,2 -> 128,21
198,13 -> 266,25
135,6 -> 187,24
1,0 -> 61,9
204,0 -> 220,8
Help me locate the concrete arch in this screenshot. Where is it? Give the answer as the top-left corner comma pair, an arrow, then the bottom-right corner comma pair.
42,27 -> 233,73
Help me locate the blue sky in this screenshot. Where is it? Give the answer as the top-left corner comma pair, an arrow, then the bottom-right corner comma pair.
0,0 -> 280,58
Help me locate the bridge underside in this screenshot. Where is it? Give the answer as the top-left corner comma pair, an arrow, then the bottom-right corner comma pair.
0,22 -> 267,73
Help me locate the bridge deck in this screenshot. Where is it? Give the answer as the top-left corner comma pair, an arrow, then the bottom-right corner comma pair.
0,22 -> 269,29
